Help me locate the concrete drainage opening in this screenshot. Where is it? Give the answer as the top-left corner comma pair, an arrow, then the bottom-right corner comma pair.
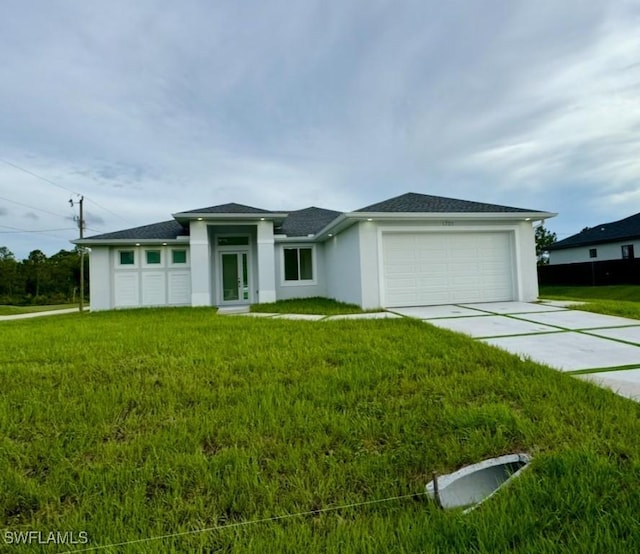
426,453 -> 531,512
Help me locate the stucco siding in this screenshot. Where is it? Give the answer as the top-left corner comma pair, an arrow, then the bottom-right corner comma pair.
324,224 -> 362,306
550,240 -> 640,264
88,247 -> 111,311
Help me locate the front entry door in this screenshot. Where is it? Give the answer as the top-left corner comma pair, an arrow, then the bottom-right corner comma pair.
221,252 -> 249,303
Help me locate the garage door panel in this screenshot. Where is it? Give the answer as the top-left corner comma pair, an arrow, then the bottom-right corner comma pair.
382,232 -> 514,307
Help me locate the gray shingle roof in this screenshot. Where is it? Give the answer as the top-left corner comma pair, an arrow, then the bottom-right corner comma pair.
355,192 -> 542,213
84,220 -> 189,240
178,202 -> 272,214
275,207 -> 342,237
548,212 -> 640,251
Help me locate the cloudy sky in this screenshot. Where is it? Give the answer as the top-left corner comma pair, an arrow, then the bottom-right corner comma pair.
1,0 -> 639,258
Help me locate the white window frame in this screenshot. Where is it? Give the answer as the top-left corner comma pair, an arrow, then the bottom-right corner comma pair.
143,248 -> 163,267
280,245 -> 316,286
170,248 -> 189,266
117,248 -> 137,268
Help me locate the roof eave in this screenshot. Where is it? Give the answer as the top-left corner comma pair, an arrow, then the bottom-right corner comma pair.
314,211 -> 556,240
352,211 -> 556,220
172,212 -> 288,224
548,233 -> 640,251
73,237 -> 189,246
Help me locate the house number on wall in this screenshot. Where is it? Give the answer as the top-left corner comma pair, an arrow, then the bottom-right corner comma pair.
441,220 -> 455,226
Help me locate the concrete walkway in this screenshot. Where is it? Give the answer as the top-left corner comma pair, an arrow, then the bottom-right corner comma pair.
0,307 -> 80,321
390,301 -> 640,402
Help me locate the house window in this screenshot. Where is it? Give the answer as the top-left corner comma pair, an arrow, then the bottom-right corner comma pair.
172,249 -> 187,264
284,247 -> 313,281
146,250 -> 161,264
622,245 -> 635,259
119,250 -> 135,265
589,248 -> 597,259
217,236 -> 249,246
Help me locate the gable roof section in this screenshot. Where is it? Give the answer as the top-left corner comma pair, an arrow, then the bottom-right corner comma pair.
355,192 -> 543,214
82,220 -> 189,241
178,202 -> 272,214
548,212 -> 640,251
275,207 -> 342,237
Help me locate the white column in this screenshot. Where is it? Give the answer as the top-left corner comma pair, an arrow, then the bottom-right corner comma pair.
257,220 -> 277,303
190,221 -> 211,306
89,246 -> 112,311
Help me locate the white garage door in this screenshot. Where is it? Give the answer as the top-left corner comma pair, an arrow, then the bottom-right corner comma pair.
382,232 -> 515,307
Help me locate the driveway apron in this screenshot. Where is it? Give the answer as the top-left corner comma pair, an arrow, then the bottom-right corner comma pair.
390,302 -> 640,402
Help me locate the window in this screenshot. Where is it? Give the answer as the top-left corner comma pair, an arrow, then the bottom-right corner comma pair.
172,249 -> 187,264
284,247 -> 313,281
119,250 -> 135,265
217,236 -> 249,246
146,250 -> 161,264
622,245 -> 635,260
589,248 -> 597,259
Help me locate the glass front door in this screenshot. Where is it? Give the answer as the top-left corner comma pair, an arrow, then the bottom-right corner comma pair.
221,252 -> 249,303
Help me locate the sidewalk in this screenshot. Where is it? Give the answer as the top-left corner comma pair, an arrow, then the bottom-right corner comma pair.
0,307 -> 80,321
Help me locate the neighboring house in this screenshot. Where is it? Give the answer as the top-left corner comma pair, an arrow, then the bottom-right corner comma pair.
547,212 -> 640,265
74,192 -> 554,311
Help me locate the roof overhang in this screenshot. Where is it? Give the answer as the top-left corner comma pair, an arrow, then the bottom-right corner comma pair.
72,237 -> 189,247
172,212 -> 288,225
314,211 -> 557,240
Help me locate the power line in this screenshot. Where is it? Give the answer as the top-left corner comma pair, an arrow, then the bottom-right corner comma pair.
0,157 -> 80,195
0,157 -> 133,226
0,194 -> 72,220
0,224 -> 76,233
84,197 -> 132,225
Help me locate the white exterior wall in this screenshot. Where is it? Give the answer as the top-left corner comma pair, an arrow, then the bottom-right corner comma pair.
274,242 -> 327,300
515,221 -> 539,301
88,246 -> 111,311
359,221 -> 383,309
257,221 -> 277,303
324,223 -> 363,306
549,239 -> 640,264
89,245 -> 191,311
190,221 -> 211,306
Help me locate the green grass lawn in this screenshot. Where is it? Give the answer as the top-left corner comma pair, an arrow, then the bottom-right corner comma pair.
250,297 -> 366,315
0,304 -> 76,316
539,285 -> 640,319
2,309 -> 640,552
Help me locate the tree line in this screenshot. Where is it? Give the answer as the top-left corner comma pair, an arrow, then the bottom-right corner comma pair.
0,246 -> 87,305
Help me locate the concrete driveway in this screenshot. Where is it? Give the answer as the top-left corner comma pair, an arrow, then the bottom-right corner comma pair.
390,301 -> 640,402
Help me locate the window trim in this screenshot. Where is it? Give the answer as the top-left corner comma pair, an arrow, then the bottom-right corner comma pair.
170,248 -> 189,266
118,249 -> 136,267
281,245 -> 316,286
622,244 -> 635,260
144,249 -> 162,266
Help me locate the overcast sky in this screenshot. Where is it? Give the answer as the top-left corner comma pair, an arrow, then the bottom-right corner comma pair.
1,1 -> 639,258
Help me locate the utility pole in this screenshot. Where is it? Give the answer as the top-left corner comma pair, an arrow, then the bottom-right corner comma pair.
70,196 -> 85,312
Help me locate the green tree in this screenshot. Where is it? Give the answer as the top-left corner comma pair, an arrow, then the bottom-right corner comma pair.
24,249 -> 49,298
535,225 -> 557,265
0,246 -> 19,298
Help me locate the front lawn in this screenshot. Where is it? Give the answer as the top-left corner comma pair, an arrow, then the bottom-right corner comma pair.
1,309 -> 640,552
540,285 -> 640,320
250,296 -> 366,315
0,304 -> 76,316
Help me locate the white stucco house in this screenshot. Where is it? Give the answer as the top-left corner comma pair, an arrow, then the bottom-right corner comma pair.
548,212 -> 640,265
74,192 -> 555,312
